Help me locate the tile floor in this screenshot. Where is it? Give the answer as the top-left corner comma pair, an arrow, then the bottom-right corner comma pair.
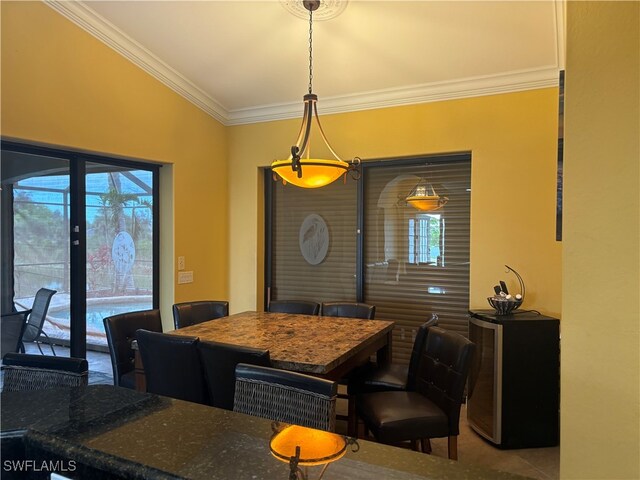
13,344 -> 560,479
338,394 -> 559,479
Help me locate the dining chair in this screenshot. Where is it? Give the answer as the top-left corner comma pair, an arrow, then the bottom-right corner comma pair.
320,302 -> 376,319
234,363 -> 338,432
20,288 -> 57,355
136,330 -> 207,404
2,352 -> 88,392
347,315 -> 439,436
319,301 -> 376,422
267,300 -> 320,315
1,311 -> 30,358
172,300 -> 229,329
355,327 -> 475,460
197,340 -> 271,410
103,309 -> 163,389
349,315 -> 439,395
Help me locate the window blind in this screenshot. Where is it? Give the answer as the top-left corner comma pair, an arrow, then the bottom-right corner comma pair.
363,159 -> 471,365
270,176 -> 357,304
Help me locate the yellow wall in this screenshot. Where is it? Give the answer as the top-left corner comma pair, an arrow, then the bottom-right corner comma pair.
229,89 -> 562,316
4,1 -> 639,477
562,2 -> 640,478
1,1 -> 229,330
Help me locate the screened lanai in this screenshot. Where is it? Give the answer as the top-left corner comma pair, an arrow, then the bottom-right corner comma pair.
1,146 -> 157,353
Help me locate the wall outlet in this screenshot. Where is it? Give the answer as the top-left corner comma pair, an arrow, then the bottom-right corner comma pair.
178,271 -> 193,284
177,256 -> 185,271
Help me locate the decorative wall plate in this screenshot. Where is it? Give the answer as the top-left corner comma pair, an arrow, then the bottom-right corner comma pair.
299,214 -> 329,265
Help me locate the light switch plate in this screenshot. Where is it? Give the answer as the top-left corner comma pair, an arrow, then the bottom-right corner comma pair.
177,256 -> 185,270
178,271 -> 193,284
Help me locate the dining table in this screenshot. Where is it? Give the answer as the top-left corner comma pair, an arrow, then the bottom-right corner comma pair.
134,310 -> 395,392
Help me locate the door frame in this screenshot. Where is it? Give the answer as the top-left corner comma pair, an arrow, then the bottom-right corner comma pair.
1,139 -> 160,358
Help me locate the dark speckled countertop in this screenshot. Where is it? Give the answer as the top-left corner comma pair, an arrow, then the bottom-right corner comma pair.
170,311 -> 395,375
1,385 -> 529,480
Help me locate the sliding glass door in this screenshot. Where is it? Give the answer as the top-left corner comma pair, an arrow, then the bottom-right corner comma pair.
84,162 -> 156,350
1,142 -> 158,369
363,157 -> 471,363
266,154 -> 471,364
267,173 -> 357,306
1,150 -> 72,357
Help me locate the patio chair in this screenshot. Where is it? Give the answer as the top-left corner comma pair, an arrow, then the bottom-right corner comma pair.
20,288 -> 57,356
1,310 -> 30,358
2,352 -> 88,392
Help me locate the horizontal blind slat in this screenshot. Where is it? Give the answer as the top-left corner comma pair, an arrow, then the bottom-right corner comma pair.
270,156 -> 471,365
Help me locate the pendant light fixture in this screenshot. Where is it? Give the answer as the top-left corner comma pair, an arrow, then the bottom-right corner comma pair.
271,0 -> 360,189
405,178 -> 448,211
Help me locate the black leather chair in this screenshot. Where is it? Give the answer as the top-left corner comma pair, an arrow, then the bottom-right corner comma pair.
136,330 -> 207,404
2,352 -> 88,391
103,309 -> 162,389
267,300 -> 320,315
234,363 -> 338,432
197,340 -> 271,410
172,300 -> 229,329
321,302 -> 376,319
349,315 -> 439,396
355,327 -> 475,460
347,316 -> 439,436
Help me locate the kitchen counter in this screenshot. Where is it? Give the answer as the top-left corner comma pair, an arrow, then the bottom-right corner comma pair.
1,385 -> 528,479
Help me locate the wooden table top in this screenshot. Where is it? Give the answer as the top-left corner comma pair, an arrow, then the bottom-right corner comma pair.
170,311 -> 394,376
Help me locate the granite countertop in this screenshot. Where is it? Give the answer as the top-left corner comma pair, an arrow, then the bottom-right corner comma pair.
1,385 -> 528,480
170,311 -> 394,375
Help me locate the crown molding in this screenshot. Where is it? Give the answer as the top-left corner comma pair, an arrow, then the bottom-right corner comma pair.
45,1 -> 562,127
44,0 -> 229,124
226,67 -> 560,125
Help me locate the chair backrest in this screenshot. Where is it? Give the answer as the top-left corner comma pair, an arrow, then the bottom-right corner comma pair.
103,309 -> 162,387
406,315 -> 439,390
172,301 -> 229,329
267,300 -> 320,315
234,363 -> 337,432
21,288 -> 56,343
321,302 -> 376,319
197,340 -> 271,410
136,330 -> 207,404
1,311 -> 30,357
2,352 -> 88,392
415,326 -> 475,435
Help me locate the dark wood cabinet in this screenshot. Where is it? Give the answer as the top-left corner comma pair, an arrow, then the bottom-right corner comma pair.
467,310 -> 560,449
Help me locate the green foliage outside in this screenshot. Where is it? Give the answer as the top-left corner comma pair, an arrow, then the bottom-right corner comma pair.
14,173 -> 153,299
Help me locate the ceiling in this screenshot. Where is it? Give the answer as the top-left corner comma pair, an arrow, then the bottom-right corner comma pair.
47,0 -> 564,125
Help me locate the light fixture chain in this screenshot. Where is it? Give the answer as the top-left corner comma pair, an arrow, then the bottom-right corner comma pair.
308,8 -> 313,94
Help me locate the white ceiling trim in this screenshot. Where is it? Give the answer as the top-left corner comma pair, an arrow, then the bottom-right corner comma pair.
45,0 -> 561,128
226,67 -> 560,125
